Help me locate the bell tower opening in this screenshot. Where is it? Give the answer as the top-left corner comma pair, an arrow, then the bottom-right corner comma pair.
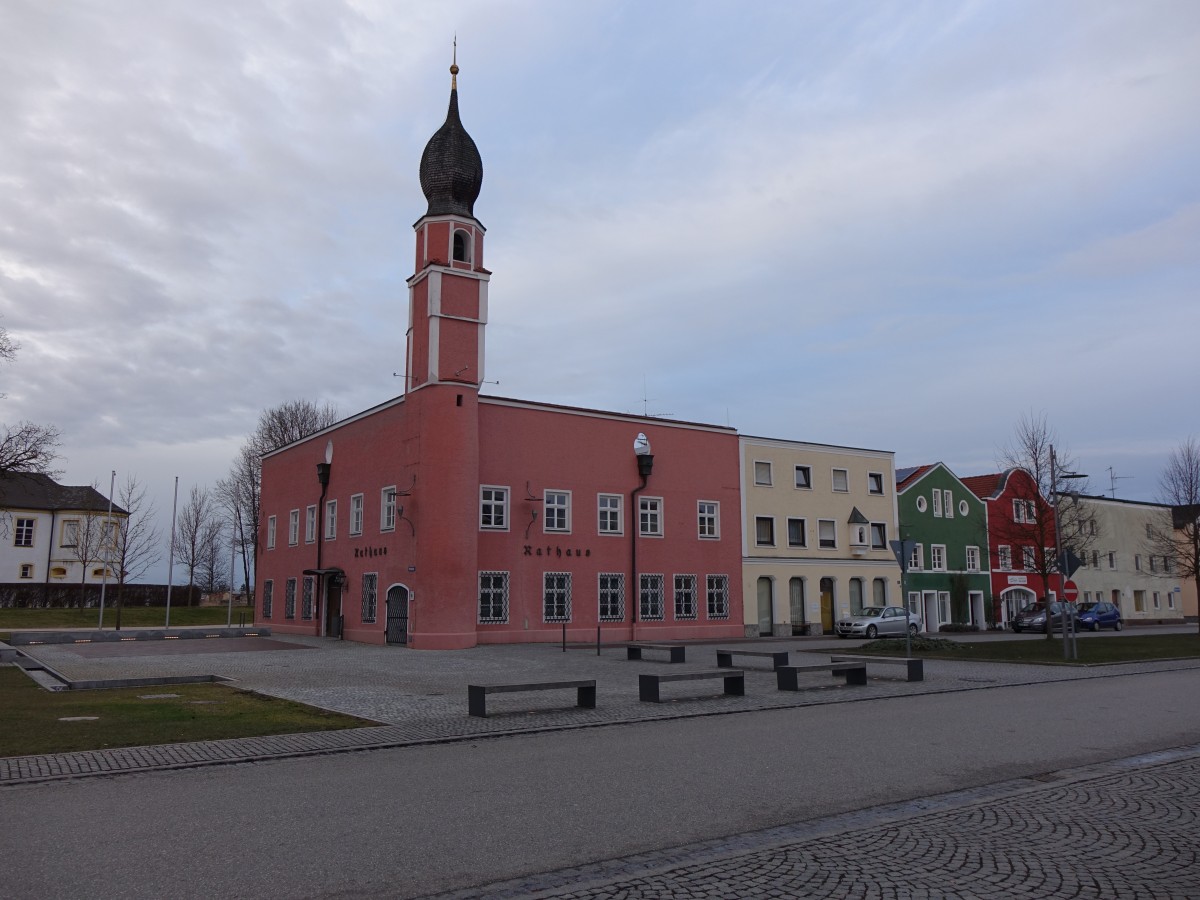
453,229 -> 471,263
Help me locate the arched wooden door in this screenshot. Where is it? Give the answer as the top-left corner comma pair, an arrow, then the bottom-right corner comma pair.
385,585 -> 410,645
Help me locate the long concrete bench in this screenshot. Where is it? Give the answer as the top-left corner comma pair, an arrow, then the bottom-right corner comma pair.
777,662 -> 868,690
467,679 -> 597,718
830,655 -> 924,682
715,648 -> 790,670
639,669 -> 744,702
626,643 -> 686,663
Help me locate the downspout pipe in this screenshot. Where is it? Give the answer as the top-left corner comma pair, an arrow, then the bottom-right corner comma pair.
629,452 -> 654,642
316,462 -> 331,633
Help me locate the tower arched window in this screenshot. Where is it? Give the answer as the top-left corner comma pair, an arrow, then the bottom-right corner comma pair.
453,229 -> 472,263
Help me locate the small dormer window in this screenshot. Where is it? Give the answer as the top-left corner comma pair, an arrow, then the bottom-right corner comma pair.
453,229 -> 471,263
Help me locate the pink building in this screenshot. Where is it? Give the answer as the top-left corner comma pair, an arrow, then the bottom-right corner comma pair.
257,63 -> 744,649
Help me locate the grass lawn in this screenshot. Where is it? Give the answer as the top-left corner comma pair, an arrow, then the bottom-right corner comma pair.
0,605 -> 252,632
0,666 -> 375,758
857,633 -> 1200,664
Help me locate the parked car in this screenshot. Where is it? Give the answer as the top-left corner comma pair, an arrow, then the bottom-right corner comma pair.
1076,601 -> 1124,631
836,606 -> 922,639
1011,600 -> 1077,634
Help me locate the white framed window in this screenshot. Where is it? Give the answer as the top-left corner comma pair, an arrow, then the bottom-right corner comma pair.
1013,499 -> 1024,523
794,465 -> 812,489
754,461 -> 773,486
639,497 -> 663,537
787,518 -> 807,548
697,501 -> 719,539
966,546 -> 980,572
916,496 -> 928,513
479,571 -> 510,624
639,573 -> 665,621
931,544 -> 946,571
910,543 -> 924,570
543,572 -> 572,622
305,505 -> 317,544
706,575 -> 730,619
939,592 -> 951,623
999,545 -> 1012,570
267,515 -> 277,550
870,522 -> 887,550
381,487 -> 397,532
544,490 -> 571,533
452,227 -> 473,263
598,494 -> 623,535
932,490 -> 943,517
944,490 -> 954,518
61,519 -> 79,548
818,519 -> 837,549
361,573 -> 378,623
301,576 -> 314,620
1022,546 -> 1036,570
285,578 -> 297,619
674,574 -> 697,620
868,472 -> 884,495
325,500 -> 337,540
288,510 -> 299,546
832,468 -> 849,492
959,500 -> 969,516
14,518 -> 34,547
480,486 -> 509,530
598,573 -> 625,622
755,516 -> 775,547
261,580 -> 274,618
350,494 -> 364,536
19,563 -> 33,579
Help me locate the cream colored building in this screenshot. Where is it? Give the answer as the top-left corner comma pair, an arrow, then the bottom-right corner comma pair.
1069,495 -> 1188,624
740,437 -> 900,636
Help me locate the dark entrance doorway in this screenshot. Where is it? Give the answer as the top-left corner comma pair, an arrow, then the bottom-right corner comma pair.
325,579 -> 343,638
385,585 -> 410,645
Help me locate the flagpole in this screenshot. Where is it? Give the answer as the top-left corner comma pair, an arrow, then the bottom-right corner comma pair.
165,476 -> 179,629
97,469 -> 116,630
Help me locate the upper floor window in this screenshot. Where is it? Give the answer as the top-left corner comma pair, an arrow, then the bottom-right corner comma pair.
266,515 -> 277,550
795,465 -> 812,489
832,469 -> 849,492
1108,551 -> 1116,570
480,486 -> 509,530
787,517 -> 807,548
999,545 -> 1012,570
932,490 -> 943,517
754,461 -> 772,486
381,487 -> 397,532
944,490 -> 954,518
868,472 -> 884,495
931,544 -> 946,571
305,505 -> 317,544
755,516 -> 775,547
818,519 -> 837,549
288,511 -> 299,546
639,497 -> 663,537
61,519 -> 80,548
910,543 -> 924,570
598,494 -> 622,535
544,490 -> 571,533
350,494 -> 364,536
870,522 -> 887,550
14,518 -> 34,547
1022,546 -> 1036,570
966,546 -> 980,572
1134,554 -> 1142,571
325,499 -> 337,540
697,501 -> 719,539
1013,499 -> 1036,523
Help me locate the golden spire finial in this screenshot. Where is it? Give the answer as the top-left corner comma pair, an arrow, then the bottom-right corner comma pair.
450,35 -> 458,89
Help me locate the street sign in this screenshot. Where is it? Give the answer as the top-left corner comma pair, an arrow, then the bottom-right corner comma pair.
1057,549 -> 1083,579
889,539 -> 916,574
1062,580 -> 1079,602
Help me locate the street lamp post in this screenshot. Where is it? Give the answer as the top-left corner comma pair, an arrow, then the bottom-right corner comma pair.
630,433 -> 654,645
1050,444 -> 1087,661
97,469 -> 116,630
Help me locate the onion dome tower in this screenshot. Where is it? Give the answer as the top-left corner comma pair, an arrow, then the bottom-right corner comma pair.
418,53 -> 483,221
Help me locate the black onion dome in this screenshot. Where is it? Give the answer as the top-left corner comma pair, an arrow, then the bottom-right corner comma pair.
419,75 -> 483,218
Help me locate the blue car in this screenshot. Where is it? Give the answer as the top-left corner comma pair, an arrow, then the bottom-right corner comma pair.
1076,601 -> 1123,631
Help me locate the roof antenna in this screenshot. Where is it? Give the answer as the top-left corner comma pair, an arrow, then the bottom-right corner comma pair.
1106,466 -> 1133,499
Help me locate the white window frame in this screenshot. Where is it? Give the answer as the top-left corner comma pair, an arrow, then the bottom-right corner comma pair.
350,494 -> 364,536
910,543 -> 924,570
288,510 -> 299,546
1022,546 -> 1036,570
870,522 -> 887,550
325,499 -> 337,540
697,500 -> 719,539
544,490 -> 571,533
14,518 -> 35,547
787,517 -> 807,548
794,465 -> 812,489
818,518 -> 837,549
381,486 -> 397,532
305,505 -> 317,544
19,563 -> 33,579
267,515 -> 277,550
966,546 -> 980,572
639,497 -> 663,537
832,468 -> 849,492
61,519 -> 80,548
755,516 -> 775,548
480,485 -> 509,531
868,472 -> 884,495
931,544 -> 946,571
999,545 -> 1012,570
944,490 -> 954,518
932,490 -> 943,517
753,460 -> 773,486
598,493 -> 623,536
478,571 -> 510,624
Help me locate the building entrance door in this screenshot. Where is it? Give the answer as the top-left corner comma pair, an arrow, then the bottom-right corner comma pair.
386,585 -> 410,645
820,577 -> 835,632
325,580 -> 343,638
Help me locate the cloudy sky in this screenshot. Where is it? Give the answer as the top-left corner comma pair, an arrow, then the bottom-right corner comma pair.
2,1 -> 1198,582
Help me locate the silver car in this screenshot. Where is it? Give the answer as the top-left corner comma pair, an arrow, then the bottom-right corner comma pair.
835,605 -> 922,639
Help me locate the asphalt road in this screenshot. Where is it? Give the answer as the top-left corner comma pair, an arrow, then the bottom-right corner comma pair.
4,668 -> 1199,899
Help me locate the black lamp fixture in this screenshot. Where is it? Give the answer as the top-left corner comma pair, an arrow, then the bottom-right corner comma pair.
316,440 -> 333,485
634,432 -> 654,479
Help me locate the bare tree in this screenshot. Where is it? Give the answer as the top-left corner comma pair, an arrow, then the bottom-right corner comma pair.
62,510 -> 110,608
112,474 -> 162,630
174,485 -> 218,604
997,412 -> 1098,638
220,399 -> 339,604
0,324 -> 15,365
1,324 -> 62,477
196,517 -> 227,593
1146,437 -> 1200,637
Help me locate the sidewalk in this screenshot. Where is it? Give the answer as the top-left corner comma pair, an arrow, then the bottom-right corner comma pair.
5,634 -> 1199,786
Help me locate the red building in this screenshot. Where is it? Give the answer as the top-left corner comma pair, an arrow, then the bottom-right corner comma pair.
257,62 -> 744,649
962,468 -> 1064,626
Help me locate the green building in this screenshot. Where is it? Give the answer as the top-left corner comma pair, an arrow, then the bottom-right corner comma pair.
896,463 -> 992,631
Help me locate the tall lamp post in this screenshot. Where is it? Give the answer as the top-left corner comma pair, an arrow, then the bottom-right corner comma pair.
97,469 -> 116,630
1050,444 -> 1087,660
630,433 -> 654,644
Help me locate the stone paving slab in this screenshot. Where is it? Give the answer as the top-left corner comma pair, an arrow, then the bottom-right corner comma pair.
5,636 -> 1199,786
424,744 -> 1200,899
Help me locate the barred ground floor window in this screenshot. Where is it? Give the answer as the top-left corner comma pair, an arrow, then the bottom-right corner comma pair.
361,573 -> 378,623
284,578 -> 296,619
301,576 -> 314,620
640,574 -> 665,621
706,574 -> 729,619
674,574 -> 697,619
262,580 -> 274,619
544,572 -> 572,622
479,571 -> 510,623
599,573 -> 624,621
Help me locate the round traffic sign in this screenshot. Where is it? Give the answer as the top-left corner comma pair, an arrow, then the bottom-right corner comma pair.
1062,580 -> 1079,601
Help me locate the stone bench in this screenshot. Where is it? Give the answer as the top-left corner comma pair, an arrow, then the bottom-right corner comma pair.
777,662 -> 868,690
830,655 -> 924,682
467,679 -> 597,718
626,643 -> 686,663
715,648 -> 790,670
639,669 -> 744,703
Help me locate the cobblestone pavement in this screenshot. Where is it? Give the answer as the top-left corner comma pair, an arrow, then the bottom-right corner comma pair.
427,745 -> 1200,899
5,635 -> 1199,785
